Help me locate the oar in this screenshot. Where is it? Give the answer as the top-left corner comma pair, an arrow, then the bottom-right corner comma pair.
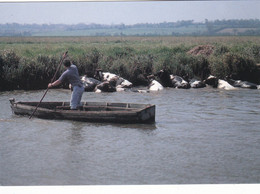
29,51 -> 68,119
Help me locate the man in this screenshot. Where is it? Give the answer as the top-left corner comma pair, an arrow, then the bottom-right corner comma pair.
48,59 -> 84,110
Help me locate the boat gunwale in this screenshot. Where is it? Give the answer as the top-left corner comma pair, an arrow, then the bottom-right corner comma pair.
11,101 -> 155,114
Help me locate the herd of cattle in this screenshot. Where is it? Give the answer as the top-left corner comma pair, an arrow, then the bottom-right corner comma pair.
77,69 -> 260,93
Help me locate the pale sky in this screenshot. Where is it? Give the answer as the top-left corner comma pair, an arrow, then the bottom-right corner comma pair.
0,1 -> 259,25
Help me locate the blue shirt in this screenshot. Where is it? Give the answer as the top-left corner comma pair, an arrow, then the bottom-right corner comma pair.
58,64 -> 82,87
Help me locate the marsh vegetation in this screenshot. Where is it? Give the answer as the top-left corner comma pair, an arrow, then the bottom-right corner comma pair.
1,36 -> 260,91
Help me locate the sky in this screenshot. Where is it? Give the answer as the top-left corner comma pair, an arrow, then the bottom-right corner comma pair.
0,1 -> 260,25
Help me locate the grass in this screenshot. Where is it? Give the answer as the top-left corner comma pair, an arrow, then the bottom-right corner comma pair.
0,36 -> 260,91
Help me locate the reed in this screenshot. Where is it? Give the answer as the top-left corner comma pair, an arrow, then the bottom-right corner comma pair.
0,36 -> 259,91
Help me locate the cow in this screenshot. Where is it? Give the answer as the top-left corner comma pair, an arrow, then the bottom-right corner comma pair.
170,75 -> 191,89
81,76 -> 102,92
217,79 -> 236,90
226,78 -> 258,89
147,75 -> 164,91
155,69 -> 190,89
189,79 -> 206,88
204,75 -> 236,90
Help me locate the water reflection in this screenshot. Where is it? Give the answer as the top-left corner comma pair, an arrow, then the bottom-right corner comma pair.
69,119 -> 157,130
67,121 -> 157,145
68,123 -> 85,146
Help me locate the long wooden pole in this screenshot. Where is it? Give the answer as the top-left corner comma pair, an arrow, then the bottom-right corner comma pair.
29,51 -> 68,119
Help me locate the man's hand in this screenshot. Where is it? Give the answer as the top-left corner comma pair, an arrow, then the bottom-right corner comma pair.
48,83 -> 53,88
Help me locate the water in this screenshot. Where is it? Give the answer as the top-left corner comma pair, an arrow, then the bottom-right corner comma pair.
0,87 -> 260,185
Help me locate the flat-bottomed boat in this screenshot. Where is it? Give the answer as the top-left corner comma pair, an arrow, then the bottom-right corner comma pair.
9,98 -> 155,123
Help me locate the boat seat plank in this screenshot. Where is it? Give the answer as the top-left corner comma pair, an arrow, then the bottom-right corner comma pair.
55,105 -> 139,111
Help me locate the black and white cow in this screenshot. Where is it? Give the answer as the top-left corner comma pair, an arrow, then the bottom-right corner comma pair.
95,70 -> 133,91
146,75 -> 164,91
217,79 -> 236,90
189,79 -> 206,88
94,81 -> 117,93
154,70 -> 173,87
170,75 -> 191,89
226,78 -> 258,89
204,75 -> 236,90
204,75 -> 219,88
155,70 -> 190,89
81,76 -> 102,92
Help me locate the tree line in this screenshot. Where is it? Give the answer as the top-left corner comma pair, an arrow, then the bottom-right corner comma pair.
0,19 -> 260,36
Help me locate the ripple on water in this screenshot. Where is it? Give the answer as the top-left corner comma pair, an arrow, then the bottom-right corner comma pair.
0,88 -> 260,185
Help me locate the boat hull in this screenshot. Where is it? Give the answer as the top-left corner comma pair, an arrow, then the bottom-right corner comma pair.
9,99 -> 155,124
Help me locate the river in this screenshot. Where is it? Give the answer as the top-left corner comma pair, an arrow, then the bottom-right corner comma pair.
0,87 -> 259,185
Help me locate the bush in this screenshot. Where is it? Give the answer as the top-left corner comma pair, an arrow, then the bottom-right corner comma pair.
1,40 -> 260,91
213,45 -> 230,56
75,48 -> 101,76
107,54 -> 154,85
108,46 -> 134,58
243,44 -> 260,63
0,50 -> 21,90
189,55 -> 211,80
0,55 -> 4,90
153,51 -> 194,79
0,50 -> 60,90
209,52 -> 259,83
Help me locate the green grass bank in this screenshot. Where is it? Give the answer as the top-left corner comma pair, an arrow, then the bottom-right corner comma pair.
1,36 -> 260,91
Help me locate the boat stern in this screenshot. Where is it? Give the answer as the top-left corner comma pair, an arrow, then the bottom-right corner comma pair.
9,98 -> 16,113
138,104 -> 156,123
9,98 -> 15,105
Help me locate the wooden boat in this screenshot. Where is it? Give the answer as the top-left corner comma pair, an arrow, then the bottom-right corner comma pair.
9,98 -> 155,123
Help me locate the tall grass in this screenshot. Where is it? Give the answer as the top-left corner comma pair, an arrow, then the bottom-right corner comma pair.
0,36 -> 260,91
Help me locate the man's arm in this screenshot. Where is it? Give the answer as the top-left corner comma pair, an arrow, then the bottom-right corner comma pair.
48,80 -> 62,88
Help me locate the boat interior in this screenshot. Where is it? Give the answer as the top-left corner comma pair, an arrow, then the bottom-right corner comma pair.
16,101 -> 148,112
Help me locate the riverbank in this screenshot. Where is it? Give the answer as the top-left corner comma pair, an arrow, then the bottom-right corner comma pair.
1,36 -> 260,91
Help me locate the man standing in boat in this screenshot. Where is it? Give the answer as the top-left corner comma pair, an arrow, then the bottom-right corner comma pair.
48,59 -> 84,110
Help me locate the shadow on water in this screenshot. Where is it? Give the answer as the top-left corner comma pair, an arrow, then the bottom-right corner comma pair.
62,119 -> 157,147
69,120 -> 157,131
67,123 -> 85,146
